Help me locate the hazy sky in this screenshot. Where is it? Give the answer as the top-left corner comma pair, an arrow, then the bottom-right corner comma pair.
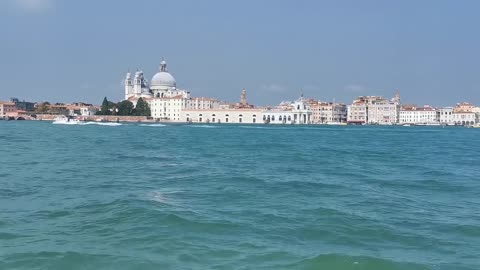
1,0 -> 479,106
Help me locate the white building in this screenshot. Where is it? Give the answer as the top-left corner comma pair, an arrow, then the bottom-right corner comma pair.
438,107 -> 454,125
262,95 -> 312,124
347,93 -> 400,125
452,112 -> 476,126
124,59 -> 221,121
181,108 -> 263,124
347,102 -> 367,124
367,102 -> 399,125
399,105 -> 438,125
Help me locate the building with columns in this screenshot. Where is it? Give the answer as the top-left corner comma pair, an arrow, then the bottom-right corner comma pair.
262,94 -> 312,124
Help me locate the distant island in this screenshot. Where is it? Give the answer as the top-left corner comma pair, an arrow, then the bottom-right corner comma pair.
1,59 -> 479,126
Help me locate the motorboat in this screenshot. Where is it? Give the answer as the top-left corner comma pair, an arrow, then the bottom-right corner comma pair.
53,116 -> 80,125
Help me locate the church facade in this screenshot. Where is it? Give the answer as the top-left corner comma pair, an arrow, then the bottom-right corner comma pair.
123,59 -> 313,124
124,59 -> 219,120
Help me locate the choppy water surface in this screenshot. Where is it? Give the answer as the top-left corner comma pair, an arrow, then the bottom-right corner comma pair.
1,121 -> 479,270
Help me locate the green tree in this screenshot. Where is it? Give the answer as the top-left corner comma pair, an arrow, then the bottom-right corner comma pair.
97,97 -> 117,115
35,102 -> 50,113
100,97 -> 111,115
134,98 -> 151,116
116,100 -> 134,116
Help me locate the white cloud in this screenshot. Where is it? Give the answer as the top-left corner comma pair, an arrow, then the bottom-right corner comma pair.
12,0 -> 54,13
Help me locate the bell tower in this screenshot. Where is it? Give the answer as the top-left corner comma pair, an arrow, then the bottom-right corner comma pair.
240,88 -> 247,106
124,71 -> 133,100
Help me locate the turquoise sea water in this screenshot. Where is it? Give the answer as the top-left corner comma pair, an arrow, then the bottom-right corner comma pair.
0,121 -> 479,270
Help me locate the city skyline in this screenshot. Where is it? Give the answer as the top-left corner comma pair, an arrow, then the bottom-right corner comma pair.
1,0 -> 479,106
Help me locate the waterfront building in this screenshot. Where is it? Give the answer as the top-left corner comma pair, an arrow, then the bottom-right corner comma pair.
10,98 -> 35,111
66,103 -> 99,116
439,107 -> 455,125
347,93 -> 400,125
451,102 -> 477,125
399,105 -> 438,125
452,112 -> 476,126
439,106 -> 476,126
474,107 -> 480,123
181,108 -> 263,124
262,95 -> 312,124
0,101 -> 18,117
180,89 -> 262,124
124,59 -> 223,121
309,100 -> 347,124
347,101 -> 367,124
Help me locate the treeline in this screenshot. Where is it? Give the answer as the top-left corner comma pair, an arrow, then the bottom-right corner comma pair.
96,97 -> 151,116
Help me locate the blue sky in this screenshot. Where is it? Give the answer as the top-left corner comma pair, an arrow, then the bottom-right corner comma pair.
1,0 -> 479,106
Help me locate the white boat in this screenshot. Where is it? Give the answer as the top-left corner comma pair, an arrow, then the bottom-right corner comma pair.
53,116 -> 80,125
402,124 -> 411,127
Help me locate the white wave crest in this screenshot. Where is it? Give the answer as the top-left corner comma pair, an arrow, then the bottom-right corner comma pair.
188,125 -> 217,128
139,124 -> 167,127
52,121 -> 123,126
146,189 -> 185,206
52,120 -> 78,125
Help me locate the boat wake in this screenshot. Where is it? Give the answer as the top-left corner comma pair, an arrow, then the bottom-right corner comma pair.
52,120 -> 78,125
139,124 -> 167,127
52,121 -> 123,126
188,125 -> 217,128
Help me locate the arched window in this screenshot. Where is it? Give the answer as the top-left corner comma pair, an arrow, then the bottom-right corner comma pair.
279,116 -> 282,121
288,116 -> 291,121
272,115 -> 275,121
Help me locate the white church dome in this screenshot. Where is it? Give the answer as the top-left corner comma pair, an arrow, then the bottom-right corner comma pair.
150,59 -> 176,88
151,72 -> 176,87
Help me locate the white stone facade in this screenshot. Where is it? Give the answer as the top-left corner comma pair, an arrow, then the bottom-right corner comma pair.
367,102 -> 399,125
263,96 -> 312,124
452,112 -> 476,126
181,109 -> 263,124
399,106 -> 438,124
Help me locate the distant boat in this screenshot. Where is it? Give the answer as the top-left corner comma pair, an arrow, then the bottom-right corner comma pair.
53,116 -> 80,125
326,122 -> 347,126
402,124 -> 411,127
